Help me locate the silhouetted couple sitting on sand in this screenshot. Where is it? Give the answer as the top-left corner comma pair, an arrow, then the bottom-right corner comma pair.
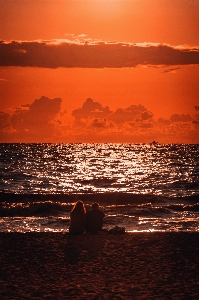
69,200 -> 105,235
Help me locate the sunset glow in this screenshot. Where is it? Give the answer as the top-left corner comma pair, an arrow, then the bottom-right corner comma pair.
1,0 -> 199,143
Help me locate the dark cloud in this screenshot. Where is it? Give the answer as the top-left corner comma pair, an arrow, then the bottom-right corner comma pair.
163,67 -> 180,73
0,111 -> 15,142
158,118 -> 171,125
108,104 -> 153,124
195,106 -> 199,111
170,114 -> 191,123
91,119 -> 106,128
91,118 -> 113,129
72,100 -> 154,133
0,111 -> 12,131
1,40 -> 199,68
140,111 -> 154,121
192,114 -> 199,125
72,98 -> 112,125
10,96 -> 62,135
139,122 -> 154,129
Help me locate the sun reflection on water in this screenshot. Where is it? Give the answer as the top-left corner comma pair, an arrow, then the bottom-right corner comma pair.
1,143 -> 198,196
0,143 -> 198,232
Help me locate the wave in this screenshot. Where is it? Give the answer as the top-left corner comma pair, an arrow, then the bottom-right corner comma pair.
0,201 -> 71,217
0,192 -> 198,217
166,203 -> 199,212
1,192 -> 198,203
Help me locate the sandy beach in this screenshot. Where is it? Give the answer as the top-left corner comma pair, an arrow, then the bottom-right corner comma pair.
1,232 -> 199,299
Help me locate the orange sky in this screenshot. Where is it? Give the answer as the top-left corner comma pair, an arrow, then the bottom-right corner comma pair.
0,0 -> 199,143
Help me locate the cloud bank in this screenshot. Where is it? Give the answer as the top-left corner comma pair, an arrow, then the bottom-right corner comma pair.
1,40 -> 199,68
1,97 -> 198,143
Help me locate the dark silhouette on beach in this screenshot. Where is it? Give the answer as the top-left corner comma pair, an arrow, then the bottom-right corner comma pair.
69,200 -> 86,234
86,202 -> 105,234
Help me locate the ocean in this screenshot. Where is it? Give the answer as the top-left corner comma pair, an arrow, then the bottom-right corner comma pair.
0,143 -> 198,233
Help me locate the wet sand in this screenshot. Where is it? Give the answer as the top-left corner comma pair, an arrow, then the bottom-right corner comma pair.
1,232 -> 199,299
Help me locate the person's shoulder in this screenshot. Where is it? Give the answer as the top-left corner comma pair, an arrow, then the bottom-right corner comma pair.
98,210 -> 105,217
99,210 -> 105,217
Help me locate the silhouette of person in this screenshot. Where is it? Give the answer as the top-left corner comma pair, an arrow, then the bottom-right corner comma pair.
86,202 -> 105,233
69,200 -> 86,234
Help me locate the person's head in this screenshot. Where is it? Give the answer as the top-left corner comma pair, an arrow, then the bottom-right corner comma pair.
72,200 -> 86,213
92,202 -> 99,210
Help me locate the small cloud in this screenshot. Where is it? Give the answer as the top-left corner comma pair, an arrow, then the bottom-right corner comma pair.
163,67 -> 180,73
108,104 -> 153,124
0,78 -> 9,82
0,112 -> 16,142
192,114 -> 199,125
193,120 -> 199,125
91,118 -> 106,128
158,118 -> 171,125
13,104 -> 30,112
72,98 -> 112,126
0,111 -> 12,130
91,118 -> 113,129
194,105 -> 199,111
141,111 -> 154,121
139,122 -> 154,129
170,114 -> 191,123
60,109 -> 67,116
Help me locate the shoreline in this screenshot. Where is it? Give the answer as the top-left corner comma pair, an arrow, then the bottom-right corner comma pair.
1,232 -> 199,299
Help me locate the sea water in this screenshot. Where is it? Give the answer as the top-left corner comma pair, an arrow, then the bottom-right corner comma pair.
0,143 -> 198,232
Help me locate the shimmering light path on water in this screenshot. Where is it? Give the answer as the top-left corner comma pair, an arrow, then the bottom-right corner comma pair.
1,143 -> 198,197
0,143 -> 199,232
